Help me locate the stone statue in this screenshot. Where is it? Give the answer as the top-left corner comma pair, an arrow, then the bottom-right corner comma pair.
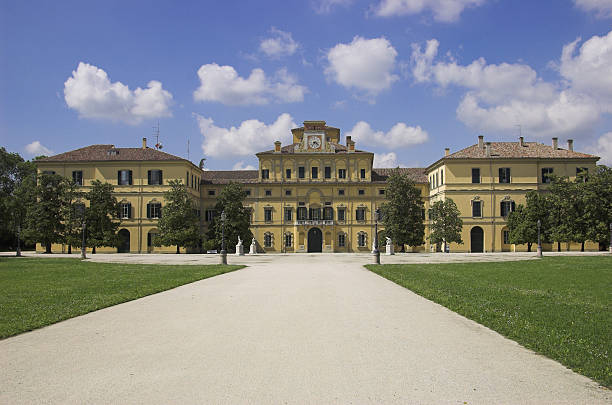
386,237 -> 391,246
237,237 -> 242,246
386,236 -> 395,256
235,236 -> 244,256
249,238 -> 257,255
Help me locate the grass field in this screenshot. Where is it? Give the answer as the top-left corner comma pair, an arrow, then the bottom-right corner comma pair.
366,256 -> 612,388
0,258 -> 243,339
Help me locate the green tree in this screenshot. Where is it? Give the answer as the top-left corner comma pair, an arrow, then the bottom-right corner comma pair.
85,180 -> 119,253
507,191 -> 552,252
23,173 -> 67,253
428,198 -> 463,250
583,165 -> 612,249
206,182 -> 252,252
61,180 -> 85,254
380,170 -> 425,250
4,159 -> 37,254
154,179 -> 201,253
548,176 -> 589,251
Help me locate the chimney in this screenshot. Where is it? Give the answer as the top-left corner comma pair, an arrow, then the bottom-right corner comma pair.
444,148 -> 450,156
274,141 -> 281,153
552,137 -> 558,150
567,139 -> 574,152
519,136 -> 524,147
485,142 -> 491,157
142,137 -> 147,149
346,135 -> 351,147
478,135 -> 484,149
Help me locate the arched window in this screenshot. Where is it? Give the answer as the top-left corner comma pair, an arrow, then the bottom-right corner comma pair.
264,232 -> 273,248
338,232 -> 346,247
284,232 -> 293,248
357,231 -> 367,247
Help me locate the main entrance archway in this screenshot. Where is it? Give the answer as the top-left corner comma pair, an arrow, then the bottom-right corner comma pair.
307,227 -> 322,253
117,229 -> 130,253
470,226 -> 484,253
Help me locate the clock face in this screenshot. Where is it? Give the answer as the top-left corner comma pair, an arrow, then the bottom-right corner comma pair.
308,136 -> 321,149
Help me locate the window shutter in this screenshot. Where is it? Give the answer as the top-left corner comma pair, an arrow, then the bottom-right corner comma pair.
128,203 -> 132,219
159,171 -> 163,185
498,168 -> 503,181
511,201 -> 515,212
118,171 -> 121,185
129,170 -> 133,185
158,205 -> 162,218
147,170 -> 151,185
146,203 -> 151,219
500,202 -> 504,217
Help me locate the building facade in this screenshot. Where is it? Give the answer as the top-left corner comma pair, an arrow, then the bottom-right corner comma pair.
35,121 -> 600,253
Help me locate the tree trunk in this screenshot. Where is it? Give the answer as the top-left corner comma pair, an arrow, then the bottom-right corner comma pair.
527,242 -> 532,252
581,241 -> 585,252
68,245 -> 72,254
45,242 -> 51,254
557,242 -> 561,252
92,246 -> 96,254
176,245 -> 180,254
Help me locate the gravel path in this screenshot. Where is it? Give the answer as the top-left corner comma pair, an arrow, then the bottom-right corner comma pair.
1,254 -> 609,404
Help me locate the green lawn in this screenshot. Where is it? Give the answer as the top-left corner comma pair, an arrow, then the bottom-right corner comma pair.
0,258 -> 243,339
366,256 -> 612,388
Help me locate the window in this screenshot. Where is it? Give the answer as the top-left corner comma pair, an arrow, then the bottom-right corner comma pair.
297,206 -> 307,220
119,202 -> 131,219
472,200 -> 482,217
472,168 -> 480,184
264,233 -> 273,248
500,200 -> 516,217
72,170 -> 83,186
542,168 -> 553,184
503,230 -> 510,244
576,167 -> 589,181
147,232 -> 158,248
286,168 -> 291,179
357,232 -> 367,247
421,208 -> 426,220
205,210 -> 215,222
499,167 -> 511,183
261,169 -> 269,179
378,189 -> 385,195
186,171 -> 189,186
191,175 -> 194,188
118,170 -> 132,185
265,190 -> 272,196
338,189 -> 345,196
42,170 -> 56,175
147,202 -> 162,219
441,169 -> 444,185
285,189 -> 291,196
338,233 -> 346,247
148,170 -> 163,185
356,207 -> 365,221
338,169 -> 346,179
284,208 -> 293,221
324,166 -> 331,179
311,167 -> 318,179
435,173 -> 438,188
360,168 -> 366,179
323,207 -> 333,220
298,166 -> 305,178
284,233 -> 292,248
245,190 -> 251,196
309,207 -> 321,220
337,208 -> 346,221
264,208 -> 273,222
358,189 -> 365,195
208,190 -> 215,196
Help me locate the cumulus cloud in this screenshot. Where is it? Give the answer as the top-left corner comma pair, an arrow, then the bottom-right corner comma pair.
325,36 -> 398,99
259,28 -> 299,58
232,161 -> 257,170
374,0 -> 486,22
346,121 -> 429,148
193,64 -> 307,105
196,113 -> 297,157
313,0 -> 354,13
25,141 -> 53,156
374,152 -> 407,167
587,132 -> 612,165
574,0 -> 612,17
410,31 -> 612,138
64,62 -> 172,125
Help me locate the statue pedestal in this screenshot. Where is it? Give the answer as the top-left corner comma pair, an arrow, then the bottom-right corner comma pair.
235,244 -> 244,256
386,244 -> 394,255
249,243 -> 257,255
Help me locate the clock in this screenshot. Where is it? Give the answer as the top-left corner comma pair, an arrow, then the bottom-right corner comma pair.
308,136 -> 321,149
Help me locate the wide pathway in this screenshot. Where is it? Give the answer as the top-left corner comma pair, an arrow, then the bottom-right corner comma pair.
1,254 -> 610,404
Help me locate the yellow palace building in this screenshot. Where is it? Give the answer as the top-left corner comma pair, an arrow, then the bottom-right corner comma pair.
36,120 -> 600,253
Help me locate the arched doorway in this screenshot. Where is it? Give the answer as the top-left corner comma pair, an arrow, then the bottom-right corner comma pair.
470,226 -> 484,253
147,229 -> 158,253
117,229 -> 130,253
307,228 -> 322,253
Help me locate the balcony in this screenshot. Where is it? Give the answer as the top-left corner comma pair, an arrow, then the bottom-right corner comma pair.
295,220 -> 334,226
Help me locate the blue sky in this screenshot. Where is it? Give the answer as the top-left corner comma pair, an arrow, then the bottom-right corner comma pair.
1,0 -> 612,169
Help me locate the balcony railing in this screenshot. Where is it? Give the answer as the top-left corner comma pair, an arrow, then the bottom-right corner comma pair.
295,220 -> 334,226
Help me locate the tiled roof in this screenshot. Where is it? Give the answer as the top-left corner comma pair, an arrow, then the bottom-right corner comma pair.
447,142 -> 598,159
202,170 -> 259,184
372,168 -> 428,183
38,144 -> 190,163
258,142 -> 370,154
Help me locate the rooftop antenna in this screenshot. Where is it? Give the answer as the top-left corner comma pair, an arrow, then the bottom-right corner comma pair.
153,122 -> 163,150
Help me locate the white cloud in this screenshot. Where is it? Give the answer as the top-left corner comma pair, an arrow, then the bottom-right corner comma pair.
374,0 -> 486,22
232,161 -> 257,170
24,141 -> 53,156
313,0 -> 353,13
64,62 -> 172,124
346,121 -> 429,148
374,152 -> 407,167
259,28 -> 299,58
325,36 -> 398,99
193,64 -> 307,105
196,113 -> 297,157
410,32 -> 612,138
574,0 -> 612,17
588,132 -> 612,165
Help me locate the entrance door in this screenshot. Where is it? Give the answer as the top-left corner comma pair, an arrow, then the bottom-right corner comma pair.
307,227 -> 322,253
118,229 -> 130,253
470,226 -> 484,253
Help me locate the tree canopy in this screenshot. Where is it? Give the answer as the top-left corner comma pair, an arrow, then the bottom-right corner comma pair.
507,191 -> 552,251
428,198 -> 463,249
85,180 -> 119,253
206,182 -> 252,252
